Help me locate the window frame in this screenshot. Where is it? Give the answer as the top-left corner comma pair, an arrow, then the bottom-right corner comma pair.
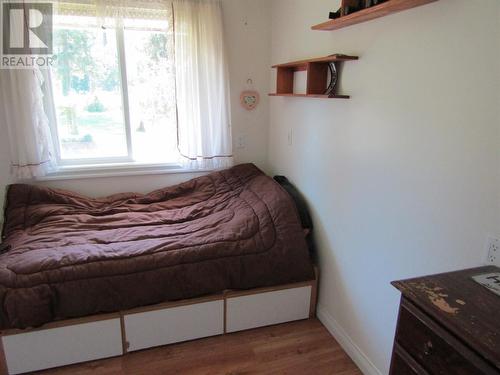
51,16 -> 174,168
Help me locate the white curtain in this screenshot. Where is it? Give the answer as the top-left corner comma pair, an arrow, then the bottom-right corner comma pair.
0,69 -> 56,179
173,0 -> 233,170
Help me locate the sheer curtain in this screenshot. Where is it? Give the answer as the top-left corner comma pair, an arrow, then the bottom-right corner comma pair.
173,0 -> 233,170
0,5 -> 56,180
0,69 -> 56,180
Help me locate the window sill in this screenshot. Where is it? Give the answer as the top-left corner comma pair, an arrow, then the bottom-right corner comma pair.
36,162 -> 212,181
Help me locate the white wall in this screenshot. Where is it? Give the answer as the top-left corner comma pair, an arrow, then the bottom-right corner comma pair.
0,0 -> 271,210
268,0 -> 500,373
223,0 -> 271,169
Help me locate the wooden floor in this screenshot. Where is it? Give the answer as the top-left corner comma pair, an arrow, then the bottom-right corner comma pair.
38,319 -> 361,375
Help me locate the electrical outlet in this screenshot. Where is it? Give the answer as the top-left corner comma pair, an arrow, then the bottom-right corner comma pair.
485,237 -> 500,266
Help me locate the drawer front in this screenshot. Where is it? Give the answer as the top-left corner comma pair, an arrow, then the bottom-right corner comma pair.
2,318 -> 123,375
226,286 -> 311,333
124,300 -> 224,352
396,302 -> 492,375
390,353 -> 418,375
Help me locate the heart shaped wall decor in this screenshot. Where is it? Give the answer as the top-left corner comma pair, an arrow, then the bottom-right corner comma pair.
240,90 -> 260,111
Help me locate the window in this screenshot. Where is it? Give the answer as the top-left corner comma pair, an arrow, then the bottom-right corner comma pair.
50,14 -> 177,166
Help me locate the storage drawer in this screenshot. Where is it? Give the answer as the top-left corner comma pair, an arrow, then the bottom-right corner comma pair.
226,286 -> 311,333
390,352 -> 418,375
124,299 -> 224,352
2,317 -> 123,375
396,301 -> 494,375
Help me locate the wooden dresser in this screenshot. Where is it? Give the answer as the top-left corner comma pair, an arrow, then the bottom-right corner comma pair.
390,266 -> 500,374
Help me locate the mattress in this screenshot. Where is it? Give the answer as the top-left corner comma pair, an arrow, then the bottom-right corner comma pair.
0,164 -> 314,329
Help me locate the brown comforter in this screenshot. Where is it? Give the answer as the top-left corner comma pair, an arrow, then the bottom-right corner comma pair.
0,164 -> 314,329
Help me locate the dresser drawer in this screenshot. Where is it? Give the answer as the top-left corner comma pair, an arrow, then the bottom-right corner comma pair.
390,352 -> 419,375
390,344 -> 431,375
396,300 -> 496,375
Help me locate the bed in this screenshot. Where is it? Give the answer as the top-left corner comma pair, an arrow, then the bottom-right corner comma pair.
0,163 -> 315,331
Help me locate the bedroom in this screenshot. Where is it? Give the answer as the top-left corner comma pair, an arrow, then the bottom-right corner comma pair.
0,0 -> 498,374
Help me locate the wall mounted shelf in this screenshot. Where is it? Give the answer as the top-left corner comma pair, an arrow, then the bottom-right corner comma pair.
311,0 -> 438,31
269,94 -> 350,99
269,54 -> 358,99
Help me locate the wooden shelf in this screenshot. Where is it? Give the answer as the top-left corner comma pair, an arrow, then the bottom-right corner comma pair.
269,94 -> 350,99
272,55 -> 359,69
311,0 -> 438,31
270,54 -> 358,99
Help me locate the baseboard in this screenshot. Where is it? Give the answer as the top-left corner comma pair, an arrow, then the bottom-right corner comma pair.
317,304 -> 383,375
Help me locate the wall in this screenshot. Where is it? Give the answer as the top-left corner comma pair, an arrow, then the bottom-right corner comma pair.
0,0 -> 271,212
222,0 -> 271,169
268,0 -> 500,373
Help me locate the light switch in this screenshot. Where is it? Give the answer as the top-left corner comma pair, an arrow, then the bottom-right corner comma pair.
287,128 -> 293,146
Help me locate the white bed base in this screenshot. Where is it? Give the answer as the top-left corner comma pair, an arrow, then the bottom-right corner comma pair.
0,274 -> 318,375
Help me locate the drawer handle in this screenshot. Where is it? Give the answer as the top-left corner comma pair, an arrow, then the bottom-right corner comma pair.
423,341 -> 434,356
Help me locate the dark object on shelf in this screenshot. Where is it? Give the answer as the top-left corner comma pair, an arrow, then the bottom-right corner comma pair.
343,5 -> 359,15
390,266 -> 500,374
341,0 -> 359,15
346,0 -> 388,13
312,0 -> 438,31
329,8 -> 342,19
324,62 -> 338,96
364,0 -> 387,7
